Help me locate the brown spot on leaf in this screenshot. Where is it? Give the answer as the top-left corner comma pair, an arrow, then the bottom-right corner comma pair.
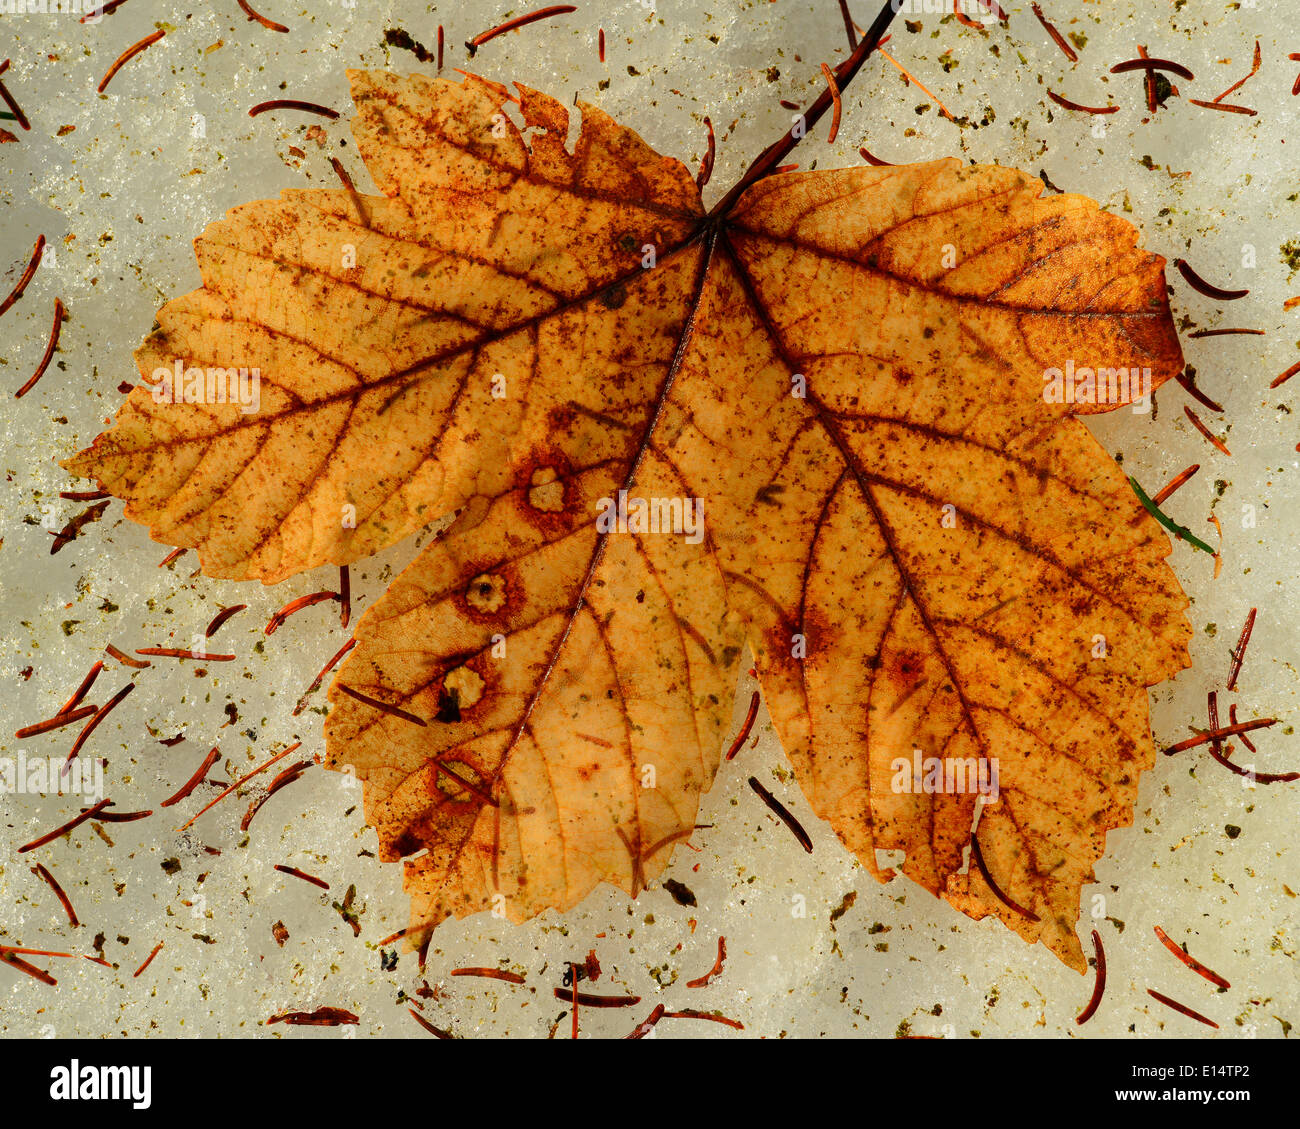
527,466 -> 566,513
466,572 -> 507,614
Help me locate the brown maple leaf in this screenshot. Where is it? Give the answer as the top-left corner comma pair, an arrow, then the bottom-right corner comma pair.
63,30 -> 1191,970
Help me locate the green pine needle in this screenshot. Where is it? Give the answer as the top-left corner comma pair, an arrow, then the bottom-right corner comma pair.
1127,476 -> 1216,556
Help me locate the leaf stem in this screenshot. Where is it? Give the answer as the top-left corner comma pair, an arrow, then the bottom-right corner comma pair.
707,0 -> 899,219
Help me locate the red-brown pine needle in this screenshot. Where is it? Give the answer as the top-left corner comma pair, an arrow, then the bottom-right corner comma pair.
267,760 -> 312,795
1174,368 -> 1224,413
1146,988 -> 1218,1029
1164,716 -> 1276,755
15,299 -> 65,398
1270,360 -> 1300,389
330,156 -> 370,227
820,63 -> 842,143
237,0 -> 289,33
266,590 -> 339,634
1151,464 -> 1200,506
1153,926 -> 1230,990
435,762 -> 498,807
176,742 -> 301,830
408,1008 -> 453,1038
969,833 -> 1039,921
248,99 -> 339,119
31,863 -> 79,926
1189,98 -> 1257,116
241,760 -> 311,830
80,0 -> 131,21
14,705 -> 98,740
64,682 -> 134,769
97,29 -> 166,94
1031,3 -> 1077,62
641,826 -> 699,863
133,941 -> 164,978
1111,57 -> 1194,81
1136,46 -> 1156,113
662,1008 -> 744,1029
1047,90 -> 1117,114
157,547 -> 186,567
0,952 -> 57,986
877,48 -> 955,120
1182,406 -> 1231,455
1201,694 -> 1222,749
725,691 -> 760,760
58,661 -> 104,716
450,967 -> 526,984
954,1 -> 983,31
135,647 -> 235,661
859,145 -> 894,166
159,746 -> 221,808
205,604 -> 247,638
466,5 -> 577,56
747,776 -> 813,852
268,1007 -> 357,1026
293,638 -> 356,715
837,0 -> 859,48
1226,607 -> 1256,690
1208,743 -> 1298,785
1228,703 -> 1257,752
338,684 -> 426,726
338,565 -> 351,628
696,116 -> 715,190
83,805 -> 151,823
552,988 -> 641,1007
273,863 -> 329,890
0,235 -> 45,318
0,945 -> 75,958
1196,681 -> 1216,743
0,61 -> 31,131
105,643 -> 150,668
1202,689 -> 1224,758
1212,40 -> 1261,103
625,1004 -> 666,1038
18,798 -> 113,853
1075,929 -> 1107,1024
686,935 -> 727,988
1175,258 -> 1249,300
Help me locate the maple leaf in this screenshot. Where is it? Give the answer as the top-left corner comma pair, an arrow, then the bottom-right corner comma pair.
64,35 -> 1191,970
